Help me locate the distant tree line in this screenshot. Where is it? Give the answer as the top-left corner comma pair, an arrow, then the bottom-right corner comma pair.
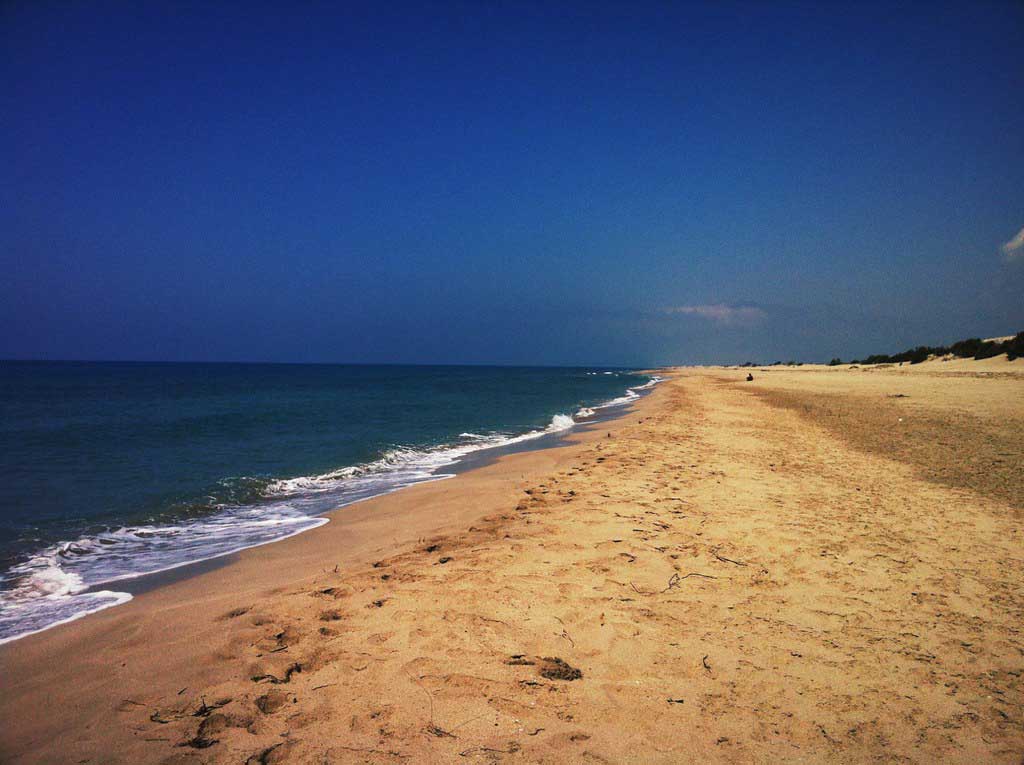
831,331 -> 1024,366
735,331 -> 1024,368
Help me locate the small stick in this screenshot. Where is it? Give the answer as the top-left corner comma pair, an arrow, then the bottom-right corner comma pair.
451,712 -> 487,732
661,572 -> 717,593
711,547 -> 747,567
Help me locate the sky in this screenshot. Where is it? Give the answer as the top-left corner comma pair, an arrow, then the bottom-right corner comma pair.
2,1 -> 1022,366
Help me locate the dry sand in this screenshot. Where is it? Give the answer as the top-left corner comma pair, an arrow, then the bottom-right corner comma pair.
1,360 -> 1022,764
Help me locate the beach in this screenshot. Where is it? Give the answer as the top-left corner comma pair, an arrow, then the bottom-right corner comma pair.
2,361 -> 1022,763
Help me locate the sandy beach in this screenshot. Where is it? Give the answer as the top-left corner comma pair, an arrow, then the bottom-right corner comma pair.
2,360 -> 1022,764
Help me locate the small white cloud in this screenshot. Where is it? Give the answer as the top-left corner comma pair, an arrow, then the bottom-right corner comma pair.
665,303 -> 766,326
1002,226 -> 1024,260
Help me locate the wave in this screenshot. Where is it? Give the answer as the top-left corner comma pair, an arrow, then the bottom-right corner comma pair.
0,376 -> 661,645
0,510 -> 329,646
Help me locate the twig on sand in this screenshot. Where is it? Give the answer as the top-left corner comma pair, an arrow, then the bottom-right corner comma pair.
478,616 -> 510,626
451,712 -> 487,732
661,572 -> 717,593
711,547 -> 747,567
408,672 -> 436,726
251,662 -> 302,684
149,710 -> 181,724
459,742 -> 521,757
702,655 -> 711,671
193,696 -> 228,717
629,571 -> 716,596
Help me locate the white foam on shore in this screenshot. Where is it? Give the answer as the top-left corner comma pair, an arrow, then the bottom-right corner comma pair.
0,590 -> 132,646
0,376 -> 662,645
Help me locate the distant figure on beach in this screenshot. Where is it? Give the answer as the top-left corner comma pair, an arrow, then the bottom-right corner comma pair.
746,373 -> 754,382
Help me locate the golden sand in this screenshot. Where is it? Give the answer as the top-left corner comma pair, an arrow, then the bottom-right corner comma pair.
2,360 -> 1022,763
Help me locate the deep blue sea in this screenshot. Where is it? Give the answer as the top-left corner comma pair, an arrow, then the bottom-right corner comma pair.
0,362 -> 658,643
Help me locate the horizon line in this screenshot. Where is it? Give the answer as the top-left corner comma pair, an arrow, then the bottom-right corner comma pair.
0,358 -> 654,370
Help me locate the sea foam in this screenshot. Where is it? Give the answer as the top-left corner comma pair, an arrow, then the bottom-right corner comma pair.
0,376 -> 660,644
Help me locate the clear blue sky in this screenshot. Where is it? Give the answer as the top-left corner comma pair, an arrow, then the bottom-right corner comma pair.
3,1 -> 1022,365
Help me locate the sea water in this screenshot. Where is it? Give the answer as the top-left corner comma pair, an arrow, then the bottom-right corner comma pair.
0,362 -> 658,643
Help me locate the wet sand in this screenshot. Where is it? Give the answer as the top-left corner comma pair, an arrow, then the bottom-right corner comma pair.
1,361 -> 1022,763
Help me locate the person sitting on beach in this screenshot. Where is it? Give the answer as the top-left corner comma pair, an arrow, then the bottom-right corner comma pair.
746,373 -> 754,381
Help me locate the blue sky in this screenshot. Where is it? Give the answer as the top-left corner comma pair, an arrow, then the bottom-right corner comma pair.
2,1 -> 1022,365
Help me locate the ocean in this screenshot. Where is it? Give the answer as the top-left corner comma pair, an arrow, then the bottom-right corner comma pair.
0,362 -> 658,644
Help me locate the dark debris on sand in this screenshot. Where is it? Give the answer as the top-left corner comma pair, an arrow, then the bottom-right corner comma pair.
538,657 -> 582,681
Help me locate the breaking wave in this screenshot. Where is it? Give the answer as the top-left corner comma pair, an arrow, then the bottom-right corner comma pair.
0,376 -> 660,645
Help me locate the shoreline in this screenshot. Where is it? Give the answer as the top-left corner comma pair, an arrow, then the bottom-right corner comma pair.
1,374 -> 659,647
98,392 -> 650,605
3,363 -> 1022,763
0,378 -> 669,760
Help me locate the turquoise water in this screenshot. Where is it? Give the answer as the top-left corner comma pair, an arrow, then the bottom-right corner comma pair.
0,362 -> 657,643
